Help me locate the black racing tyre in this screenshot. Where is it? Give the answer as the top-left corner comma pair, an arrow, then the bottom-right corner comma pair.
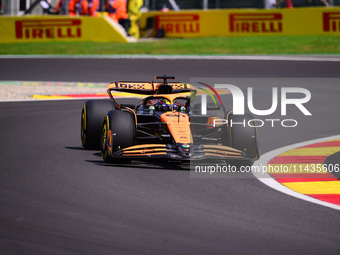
101,110 -> 135,163
81,99 -> 116,149
227,113 -> 259,166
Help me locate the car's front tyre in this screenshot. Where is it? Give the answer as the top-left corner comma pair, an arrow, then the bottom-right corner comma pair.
101,110 -> 135,163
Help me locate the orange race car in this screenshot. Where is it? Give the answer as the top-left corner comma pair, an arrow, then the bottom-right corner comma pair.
80,75 -> 259,165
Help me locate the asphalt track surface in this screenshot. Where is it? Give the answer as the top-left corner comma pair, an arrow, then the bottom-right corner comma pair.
1,58 -> 340,255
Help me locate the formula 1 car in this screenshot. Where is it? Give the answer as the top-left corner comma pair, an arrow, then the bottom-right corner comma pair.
81,75 -> 259,165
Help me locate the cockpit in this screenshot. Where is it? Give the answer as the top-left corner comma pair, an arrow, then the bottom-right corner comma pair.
136,96 -> 190,115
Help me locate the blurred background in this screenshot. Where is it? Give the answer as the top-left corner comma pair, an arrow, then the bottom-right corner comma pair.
1,0 -> 339,16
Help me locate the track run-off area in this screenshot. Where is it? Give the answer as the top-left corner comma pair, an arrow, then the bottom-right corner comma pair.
0,55 -> 340,255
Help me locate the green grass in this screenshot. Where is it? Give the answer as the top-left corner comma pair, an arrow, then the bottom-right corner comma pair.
1,36 -> 340,55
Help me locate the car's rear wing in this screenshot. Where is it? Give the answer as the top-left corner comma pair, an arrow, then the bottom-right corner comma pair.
106,76 -> 197,110
107,82 -> 154,95
107,81 -> 193,95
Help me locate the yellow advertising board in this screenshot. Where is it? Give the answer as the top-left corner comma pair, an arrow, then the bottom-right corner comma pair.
141,8 -> 340,38
0,16 -> 128,43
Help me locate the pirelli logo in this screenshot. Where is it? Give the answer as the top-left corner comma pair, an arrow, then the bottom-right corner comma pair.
155,14 -> 200,34
229,13 -> 282,33
323,12 -> 340,32
15,19 -> 82,39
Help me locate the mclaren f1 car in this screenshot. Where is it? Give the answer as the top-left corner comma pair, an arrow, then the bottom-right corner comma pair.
81,75 -> 259,165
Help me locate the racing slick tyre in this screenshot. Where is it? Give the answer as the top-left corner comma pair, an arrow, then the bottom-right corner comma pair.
81,100 -> 115,150
101,110 -> 135,163
226,112 -> 259,167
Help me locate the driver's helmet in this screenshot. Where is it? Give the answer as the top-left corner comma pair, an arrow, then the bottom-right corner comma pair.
173,100 -> 186,112
180,106 -> 186,112
173,101 -> 179,111
155,98 -> 171,112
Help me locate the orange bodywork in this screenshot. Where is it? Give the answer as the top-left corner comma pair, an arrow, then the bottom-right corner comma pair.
107,81 -> 192,92
153,93 -> 192,145
121,144 -> 169,157
107,82 -> 193,145
160,112 -> 191,145
104,80 -> 251,160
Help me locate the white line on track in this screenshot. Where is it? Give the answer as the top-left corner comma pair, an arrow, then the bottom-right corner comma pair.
1,55 -> 340,62
252,135 -> 340,211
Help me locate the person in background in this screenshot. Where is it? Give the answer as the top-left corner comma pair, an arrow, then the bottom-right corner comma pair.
106,0 -> 129,34
54,0 -> 66,14
320,0 -> 330,6
161,4 -> 169,12
106,0 -> 128,23
68,0 -> 80,16
277,0 -> 293,8
268,0 -> 278,8
69,0 -> 99,16
128,0 -> 143,39
80,0 -> 100,16
304,0 -> 329,6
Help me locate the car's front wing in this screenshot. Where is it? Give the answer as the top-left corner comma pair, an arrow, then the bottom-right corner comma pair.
111,144 -> 254,161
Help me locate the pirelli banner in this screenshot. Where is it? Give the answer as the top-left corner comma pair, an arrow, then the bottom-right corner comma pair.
0,16 -> 128,43
141,8 -> 340,37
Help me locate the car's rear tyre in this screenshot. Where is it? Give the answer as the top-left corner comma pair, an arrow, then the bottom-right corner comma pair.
101,110 -> 135,163
81,100 -> 115,149
226,112 -> 259,167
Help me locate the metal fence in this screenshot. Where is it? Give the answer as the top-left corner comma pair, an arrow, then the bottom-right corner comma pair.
1,0 -> 339,15
145,0 -> 264,10
144,0 -> 339,10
